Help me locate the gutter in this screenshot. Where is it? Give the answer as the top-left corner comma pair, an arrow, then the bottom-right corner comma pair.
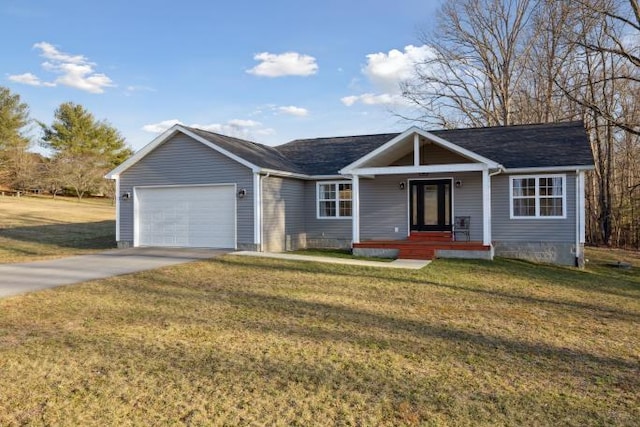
503,165 -> 595,174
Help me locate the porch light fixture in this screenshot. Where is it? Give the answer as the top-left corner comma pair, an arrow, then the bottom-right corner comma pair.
121,192 -> 131,200
399,182 -> 406,190
238,188 -> 247,198
455,180 -> 463,188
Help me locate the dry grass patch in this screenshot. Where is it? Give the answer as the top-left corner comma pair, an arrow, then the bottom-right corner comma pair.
0,248 -> 638,425
0,196 -> 115,263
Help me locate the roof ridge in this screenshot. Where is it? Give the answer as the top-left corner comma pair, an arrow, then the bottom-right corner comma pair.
430,120 -> 584,133
280,132 -> 400,146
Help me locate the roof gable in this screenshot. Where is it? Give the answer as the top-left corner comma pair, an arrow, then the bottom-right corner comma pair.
106,125 -> 302,178
340,127 -> 501,173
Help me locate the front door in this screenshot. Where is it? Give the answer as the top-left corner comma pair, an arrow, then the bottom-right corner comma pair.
410,180 -> 452,232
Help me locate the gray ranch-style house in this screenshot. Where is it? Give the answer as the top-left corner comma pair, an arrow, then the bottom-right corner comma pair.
106,121 -> 594,266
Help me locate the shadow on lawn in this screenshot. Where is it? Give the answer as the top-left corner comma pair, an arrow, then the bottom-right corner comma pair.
106,274 -> 639,393
216,256 -> 640,322
0,221 -> 115,250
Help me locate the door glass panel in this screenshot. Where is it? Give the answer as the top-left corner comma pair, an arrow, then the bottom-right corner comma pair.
411,185 -> 418,226
444,183 -> 451,225
423,185 -> 438,225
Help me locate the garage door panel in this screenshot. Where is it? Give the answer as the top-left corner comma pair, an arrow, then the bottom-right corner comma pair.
135,185 -> 236,248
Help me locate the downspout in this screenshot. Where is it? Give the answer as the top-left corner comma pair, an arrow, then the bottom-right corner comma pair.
575,170 -> 582,267
482,167 -> 503,251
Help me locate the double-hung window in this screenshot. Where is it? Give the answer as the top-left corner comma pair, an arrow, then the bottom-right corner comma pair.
317,181 -> 352,218
510,175 -> 566,218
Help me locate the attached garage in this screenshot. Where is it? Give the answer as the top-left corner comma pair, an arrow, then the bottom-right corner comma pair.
134,184 -> 236,248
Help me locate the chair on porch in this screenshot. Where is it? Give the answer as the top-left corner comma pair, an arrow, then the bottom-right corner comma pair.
454,216 -> 470,242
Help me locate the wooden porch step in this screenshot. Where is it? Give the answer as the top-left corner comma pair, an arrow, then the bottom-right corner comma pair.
353,239 -> 491,261
408,232 -> 453,242
398,248 -> 436,260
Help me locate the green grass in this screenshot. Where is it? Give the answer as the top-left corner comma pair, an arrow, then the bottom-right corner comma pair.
0,248 -> 637,425
0,195 -> 115,263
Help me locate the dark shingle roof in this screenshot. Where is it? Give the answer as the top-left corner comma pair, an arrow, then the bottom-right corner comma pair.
275,121 -> 593,174
430,121 -> 594,169
185,126 -> 304,173
184,121 -> 593,176
275,133 -> 399,175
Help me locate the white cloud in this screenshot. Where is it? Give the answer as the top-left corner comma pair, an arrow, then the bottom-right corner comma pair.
247,52 -> 318,77
363,45 -> 436,93
34,41 -> 86,64
278,105 -> 308,117
340,93 -> 406,107
124,85 -> 156,96
7,72 -> 54,87
141,119 -> 183,133
142,118 -> 272,140
8,42 -> 115,94
227,119 -> 261,128
342,45 -> 436,108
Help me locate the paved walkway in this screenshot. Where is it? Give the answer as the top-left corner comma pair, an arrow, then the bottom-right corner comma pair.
0,247 -> 227,298
234,251 -> 430,269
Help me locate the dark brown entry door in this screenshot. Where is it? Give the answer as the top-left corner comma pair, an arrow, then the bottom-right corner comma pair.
410,180 -> 452,232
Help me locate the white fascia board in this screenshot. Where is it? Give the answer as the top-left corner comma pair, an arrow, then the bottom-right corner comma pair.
258,168 -> 310,180
106,126 -> 182,178
258,169 -> 346,181
339,126 -> 500,174
348,163 -> 486,176
105,125 -> 261,179
504,165 -> 595,174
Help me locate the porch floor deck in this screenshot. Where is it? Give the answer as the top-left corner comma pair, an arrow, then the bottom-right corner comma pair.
353,232 -> 491,260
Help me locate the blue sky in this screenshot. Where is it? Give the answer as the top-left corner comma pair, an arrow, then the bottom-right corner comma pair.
2,0 -> 442,151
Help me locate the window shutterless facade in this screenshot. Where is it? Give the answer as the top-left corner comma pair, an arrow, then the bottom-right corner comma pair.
510,174 -> 566,219
317,181 -> 352,218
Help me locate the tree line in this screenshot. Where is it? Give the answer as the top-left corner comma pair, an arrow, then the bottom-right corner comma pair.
402,0 -> 639,248
0,88 -> 132,200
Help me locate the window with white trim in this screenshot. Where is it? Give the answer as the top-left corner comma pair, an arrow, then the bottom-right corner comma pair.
317,181 -> 352,218
510,175 -> 566,218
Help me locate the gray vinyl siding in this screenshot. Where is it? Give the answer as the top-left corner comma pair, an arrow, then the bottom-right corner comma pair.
491,173 -> 576,242
360,173 -> 483,241
448,172 -> 483,241
118,134 -> 254,246
262,176 -> 306,252
304,180 -> 352,240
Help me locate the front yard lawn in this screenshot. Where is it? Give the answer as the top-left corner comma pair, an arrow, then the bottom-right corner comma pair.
0,249 -> 638,425
0,196 -> 115,263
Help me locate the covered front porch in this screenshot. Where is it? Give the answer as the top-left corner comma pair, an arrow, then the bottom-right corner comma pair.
340,127 -> 501,261
353,232 -> 492,260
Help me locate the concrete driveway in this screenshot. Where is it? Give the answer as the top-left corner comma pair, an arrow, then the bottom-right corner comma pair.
0,247 -> 228,298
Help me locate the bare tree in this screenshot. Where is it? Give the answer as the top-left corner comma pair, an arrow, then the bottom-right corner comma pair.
559,0 -> 640,136
54,153 -> 109,200
402,0 -> 538,127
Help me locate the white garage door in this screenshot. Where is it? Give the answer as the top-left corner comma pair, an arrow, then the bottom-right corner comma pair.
134,185 -> 236,248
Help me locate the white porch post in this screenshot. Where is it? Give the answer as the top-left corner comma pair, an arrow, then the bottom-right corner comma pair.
352,174 -> 360,244
482,168 -> 492,246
